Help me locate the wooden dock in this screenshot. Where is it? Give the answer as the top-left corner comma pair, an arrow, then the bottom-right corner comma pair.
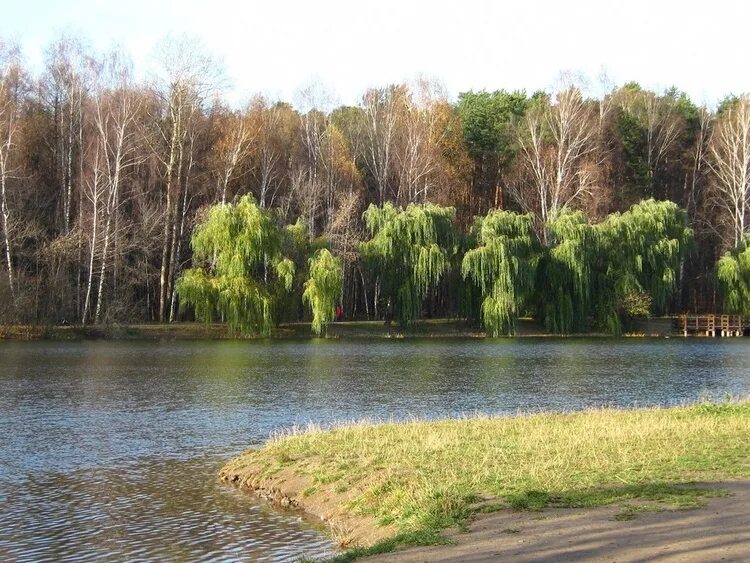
677,315 -> 749,337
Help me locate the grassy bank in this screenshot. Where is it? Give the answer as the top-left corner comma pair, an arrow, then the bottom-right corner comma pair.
220,402 -> 750,559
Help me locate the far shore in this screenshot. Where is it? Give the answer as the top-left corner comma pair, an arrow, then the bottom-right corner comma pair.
220,402 -> 750,561
0,317 -> 685,341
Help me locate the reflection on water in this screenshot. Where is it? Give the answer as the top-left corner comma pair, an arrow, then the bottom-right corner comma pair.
0,338 -> 749,561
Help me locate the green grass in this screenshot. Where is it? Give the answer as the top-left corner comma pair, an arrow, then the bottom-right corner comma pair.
224,401 -> 750,559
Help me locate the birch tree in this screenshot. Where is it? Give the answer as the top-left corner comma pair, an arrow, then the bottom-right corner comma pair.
361,86 -> 404,204
211,104 -> 258,205
615,85 -> 684,200
90,53 -> 141,323
513,87 -> 600,244
149,36 -> 219,322
394,80 -> 445,204
0,42 -> 22,297
643,92 -> 682,199
687,107 -> 711,218
42,36 -> 90,235
82,145 -> 103,324
253,100 -> 296,209
708,96 -> 750,248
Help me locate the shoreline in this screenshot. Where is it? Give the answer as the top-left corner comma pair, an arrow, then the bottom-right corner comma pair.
220,403 -> 750,561
219,458 -> 397,550
0,317 -> 690,341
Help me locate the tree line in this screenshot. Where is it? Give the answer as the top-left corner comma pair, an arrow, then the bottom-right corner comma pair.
0,35 -> 748,330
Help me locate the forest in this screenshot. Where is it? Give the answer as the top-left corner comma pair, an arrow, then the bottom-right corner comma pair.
0,35 -> 749,334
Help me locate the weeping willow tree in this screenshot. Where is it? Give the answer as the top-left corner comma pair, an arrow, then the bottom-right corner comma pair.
536,209 -> 598,334
597,199 -> 692,332
303,249 -> 343,336
360,202 -> 457,326
176,196 -> 295,336
279,218 -> 328,322
717,237 -> 750,314
462,210 -> 539,336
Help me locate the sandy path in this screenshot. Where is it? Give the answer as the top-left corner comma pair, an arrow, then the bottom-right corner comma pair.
368,482 -> 750,562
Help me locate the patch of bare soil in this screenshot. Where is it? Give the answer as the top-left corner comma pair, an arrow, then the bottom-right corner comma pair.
369,481 -> 750,562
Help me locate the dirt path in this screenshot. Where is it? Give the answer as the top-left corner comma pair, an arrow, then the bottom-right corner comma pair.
368,481 -> 750,562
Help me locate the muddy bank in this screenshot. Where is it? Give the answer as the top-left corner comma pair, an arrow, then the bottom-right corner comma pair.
219,455 -> 395,549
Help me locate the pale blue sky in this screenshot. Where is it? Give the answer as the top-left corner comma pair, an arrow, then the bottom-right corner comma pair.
2,0 -> 747,107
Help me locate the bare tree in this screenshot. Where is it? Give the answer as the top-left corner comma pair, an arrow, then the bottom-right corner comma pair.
394,80 -> 447,204
615,87 -> 683,198
361,85 -> 404,204
513,87 -> 600,243
211,103 -> 258,204
0,42 -> 23,297
644,93 -> 682,198
81,144 -> 102,324
90,52 -> 142,323
292,82 -> 341,238
708,96 -> 750,248
252,100 -> 297,209
147,35 -> 221,322
687,106 -> 711,219
44,37 -> 92,236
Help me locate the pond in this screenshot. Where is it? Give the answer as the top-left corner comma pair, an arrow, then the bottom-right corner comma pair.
1,338 -> 749,561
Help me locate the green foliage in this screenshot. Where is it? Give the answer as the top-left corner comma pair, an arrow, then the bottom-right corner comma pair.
599,199 -> 692,322
360,203 -> 457,326
303,249 -> 343,336
717,95 -> 741,117
617,110 -> 650,194
717,237 -> 750,315
279,218 -> 328,322
456,90 -> 528,159
462,210 -> 539,336
459,199 -> 690,336
618,291 -> 653,319
537,209 -> 598,334
176,196 -> 294,336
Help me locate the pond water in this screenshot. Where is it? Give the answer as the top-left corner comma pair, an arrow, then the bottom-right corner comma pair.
0,338 -> 749,561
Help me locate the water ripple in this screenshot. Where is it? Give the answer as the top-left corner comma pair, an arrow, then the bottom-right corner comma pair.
0,338 -> 749,560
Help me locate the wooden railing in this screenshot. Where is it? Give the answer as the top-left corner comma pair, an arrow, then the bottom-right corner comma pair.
677,315 -> 748,337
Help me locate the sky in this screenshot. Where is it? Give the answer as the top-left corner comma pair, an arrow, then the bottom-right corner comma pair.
2,0 -> 748,108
